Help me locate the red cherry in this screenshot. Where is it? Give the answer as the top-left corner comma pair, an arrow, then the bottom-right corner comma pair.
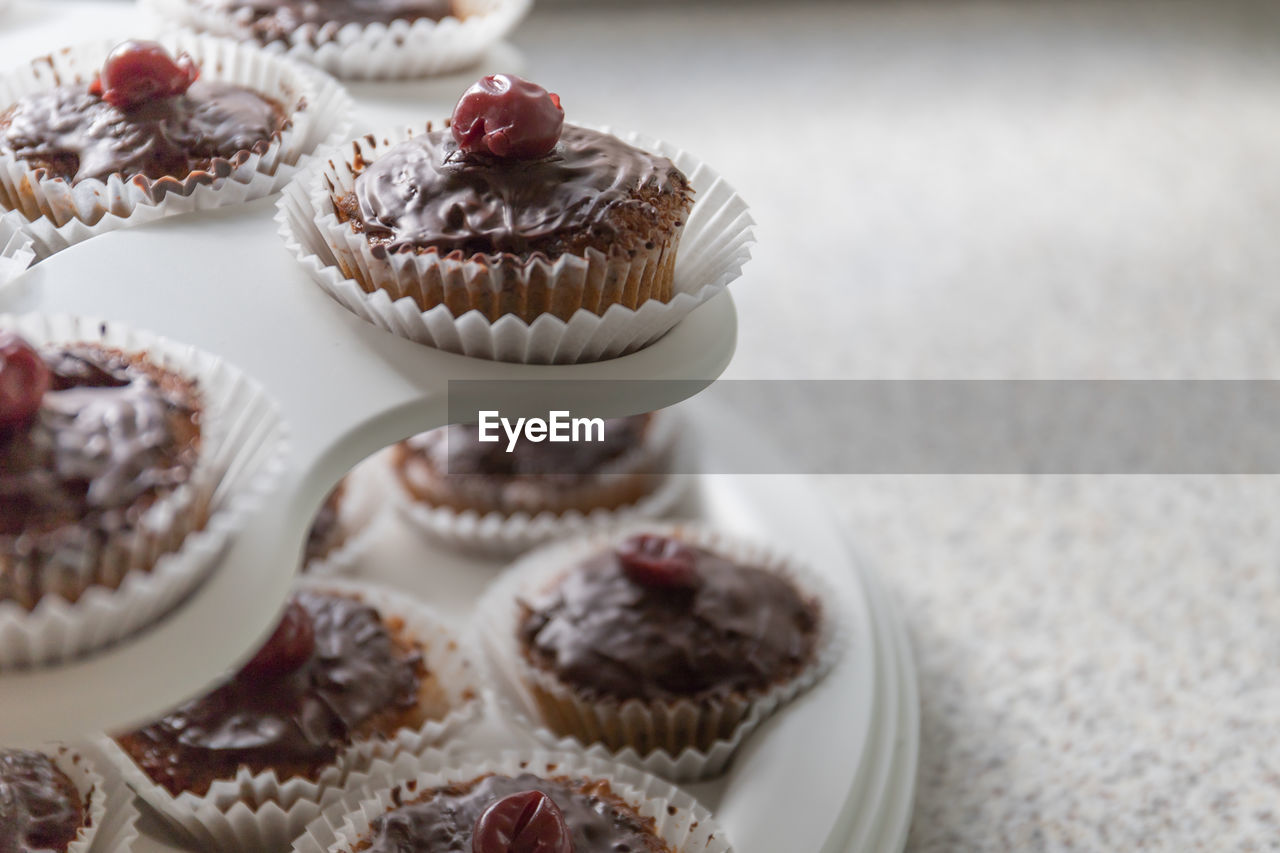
472,790 -> 573,853
0,332 -> 50,431
451,74 -> 564,160
239,600 -> 315,680
615,534 -> 700,589
93,41 -> 199,111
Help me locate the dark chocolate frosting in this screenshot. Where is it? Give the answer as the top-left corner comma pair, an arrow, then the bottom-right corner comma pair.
519,543 -> 821,702
0,79 -> 285,184
116,590 -> 423,797
0,345 -> 200,539
0,749 -> 85,853
353,124 -> 689,256
362,773 -> 670,853
409,415 -> 650,483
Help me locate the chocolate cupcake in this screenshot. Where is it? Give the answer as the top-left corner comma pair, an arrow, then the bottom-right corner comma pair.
323,74 -> 692,325
0,35 -> 351,257
279,73 -> 752,363
291,752 -> 732,853
477,526 -> 842,780
147,0 -> 530,80
0,332 -> 206,611
0,748 -> 104,853
392,413 -> 683,554
0,314 -> 285,669
104,580 -> 479,851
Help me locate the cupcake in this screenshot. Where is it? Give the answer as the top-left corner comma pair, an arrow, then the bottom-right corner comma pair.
325,74 -> 693,325
392,413 -> 685,554
148,0 -> 531,80
105,581 -> 479,850
279,75 -> 753,363
0,747 -> 106,853
0,314 -> 284,669
292,751 -> 731,853
0,331 -> 206,611
0,36 -> 351,256
477,526 -> 840,780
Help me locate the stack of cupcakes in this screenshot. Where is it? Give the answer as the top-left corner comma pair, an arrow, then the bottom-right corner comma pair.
0,64 -> 796,853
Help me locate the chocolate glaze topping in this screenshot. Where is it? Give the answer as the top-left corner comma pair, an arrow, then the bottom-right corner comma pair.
352,124 -> 690,257
360,773 -> 671,853
409,415 -> 650,483
0,749 -> 85,853
0,79 -> 285,184
519,542 -> 821,702
0,345 -> 200,539
116,590 -> 423,797
201,0 -> 453,43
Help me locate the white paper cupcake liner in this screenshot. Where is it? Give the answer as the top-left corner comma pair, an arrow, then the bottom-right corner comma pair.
97,577 -> 481,852
0,34 -> 353,258
276,124 -> 754,364
292,749 -> 733,853
392,411 -> 693,556
0,313 -> 287,669
144,0 -> 531,80
473,523 -> 848,782
0,214 -> 34,287
59,739 -> 143,853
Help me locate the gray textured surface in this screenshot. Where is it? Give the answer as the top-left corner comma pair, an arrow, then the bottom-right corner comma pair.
515,2 -> 1280,850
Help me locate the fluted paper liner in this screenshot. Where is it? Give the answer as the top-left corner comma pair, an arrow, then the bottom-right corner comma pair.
0,34 -> 353,258
474,523 -> 848,782
58,739 -> 143,853
98,578 -> 482,852
393,411 -> 693,556
0,314 -> 287,669
291,749 -> 733,853
0,215 -> 34,287
144,0 -> 530,80
276,125 -> 754,364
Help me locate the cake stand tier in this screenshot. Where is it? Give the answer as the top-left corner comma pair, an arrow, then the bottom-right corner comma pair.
0,202 -> 738,743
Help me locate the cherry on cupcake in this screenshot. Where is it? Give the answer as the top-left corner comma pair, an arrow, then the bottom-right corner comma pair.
89,41 -> 199,111
472,790 -> 573,853
0,332 -> 50,431
616,533 -> 700,589
239,599 -> 315,680
451,74 -> 564,160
